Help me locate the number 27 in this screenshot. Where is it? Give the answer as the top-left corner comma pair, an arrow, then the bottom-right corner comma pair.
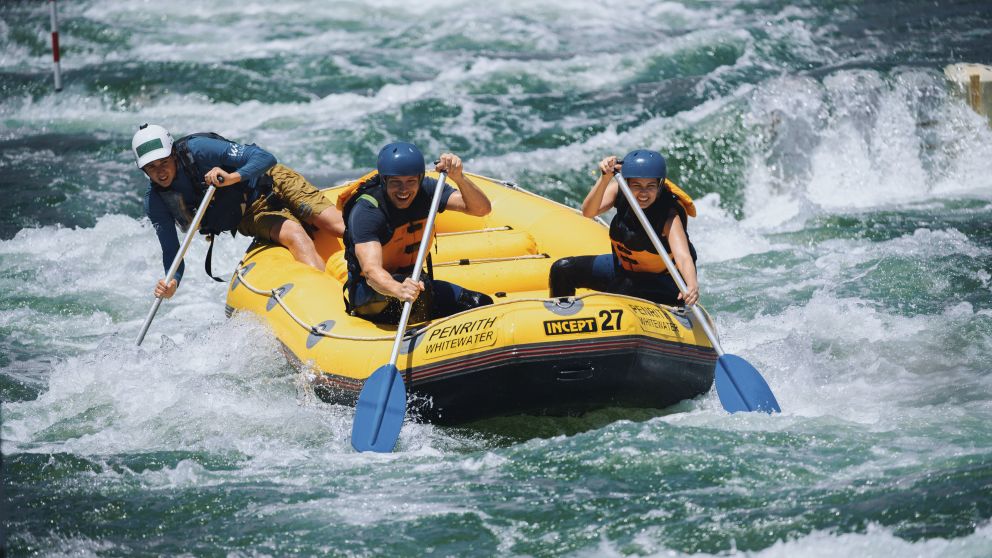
599,309 -> 623,331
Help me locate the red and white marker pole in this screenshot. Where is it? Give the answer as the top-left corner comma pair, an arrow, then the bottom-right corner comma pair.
49,0 -> 63,92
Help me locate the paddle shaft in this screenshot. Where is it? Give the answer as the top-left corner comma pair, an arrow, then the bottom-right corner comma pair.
613,173 -> 725,356
386,172 -> 449,365
135,181 -> 219,346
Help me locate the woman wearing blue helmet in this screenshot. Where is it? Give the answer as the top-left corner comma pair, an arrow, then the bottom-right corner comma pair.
549,150 -> 699,306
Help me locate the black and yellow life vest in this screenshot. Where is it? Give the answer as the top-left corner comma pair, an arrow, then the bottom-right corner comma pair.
340,171 -> 435,277
610,179 -> 696,274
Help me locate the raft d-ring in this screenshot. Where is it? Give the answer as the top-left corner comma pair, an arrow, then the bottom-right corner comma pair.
543,297 -> 584,316
266,283 -> 294,312
231,262 -> 256,291
399,328 -> 426,355
306,320 -> 336,349
671,309 -> 693,330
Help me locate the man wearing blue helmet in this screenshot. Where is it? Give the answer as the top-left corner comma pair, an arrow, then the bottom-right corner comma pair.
549,150 -> 699,306
342,142 -> 494,324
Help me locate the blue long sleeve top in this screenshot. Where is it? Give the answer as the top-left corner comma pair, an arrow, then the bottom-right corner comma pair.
143,136 -> 277,284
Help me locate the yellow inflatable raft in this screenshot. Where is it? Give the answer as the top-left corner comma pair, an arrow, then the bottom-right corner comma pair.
225,172 -> 717,424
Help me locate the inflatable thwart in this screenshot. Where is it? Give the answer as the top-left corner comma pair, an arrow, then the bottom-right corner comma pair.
225,172 -> 718,424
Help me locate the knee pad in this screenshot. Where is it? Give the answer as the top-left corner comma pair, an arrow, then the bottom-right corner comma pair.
549,257 -> 579,297
351,292 -> 396,324
550,257 -> 576,276
396,273 -> 433,323
408,289 -> 433,323
350,274 -> 434,324
455,289 -> 493,312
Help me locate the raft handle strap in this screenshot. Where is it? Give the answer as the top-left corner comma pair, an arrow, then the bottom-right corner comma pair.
435,226 -> 512,237
432,253 -> 550,267
204,235 -> 229,283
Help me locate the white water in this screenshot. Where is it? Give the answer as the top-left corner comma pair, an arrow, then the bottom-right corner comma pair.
743,70 -> 992,228
3,0 -> 990,471
4,0 -> 992,555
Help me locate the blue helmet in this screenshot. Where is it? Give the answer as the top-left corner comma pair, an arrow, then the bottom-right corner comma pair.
377,142 -> 426,177
621,149 -> 666,182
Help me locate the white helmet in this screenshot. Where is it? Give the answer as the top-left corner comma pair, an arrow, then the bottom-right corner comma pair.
132,123 -> 174,168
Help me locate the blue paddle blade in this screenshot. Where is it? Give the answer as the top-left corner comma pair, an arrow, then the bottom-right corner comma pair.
351,364 -> 407,453
714,354 -> 781,414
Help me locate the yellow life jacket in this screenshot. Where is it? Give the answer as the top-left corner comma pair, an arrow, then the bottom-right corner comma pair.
380,217 -> 431,274
610,238 -> 671,274
665,178 -> 696,217
341,171 -> 436,275
335,169 -> 380,212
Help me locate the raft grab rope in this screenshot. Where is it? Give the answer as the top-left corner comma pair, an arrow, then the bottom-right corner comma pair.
230,264 -> 694,345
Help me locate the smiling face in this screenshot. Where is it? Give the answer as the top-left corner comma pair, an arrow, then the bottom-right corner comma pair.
627,178 -> 660,209
142,155 -> 178,188
384,175 -> 421,209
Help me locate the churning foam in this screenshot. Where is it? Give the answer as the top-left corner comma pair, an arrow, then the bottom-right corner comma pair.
743,69 -> 992,227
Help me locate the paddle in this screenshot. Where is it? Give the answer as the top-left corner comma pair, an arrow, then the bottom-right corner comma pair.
135,177 -> 221,346
351,171 -> 449,452
614,173 -> 781,413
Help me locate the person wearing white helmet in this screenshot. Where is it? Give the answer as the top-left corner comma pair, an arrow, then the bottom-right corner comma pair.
132,124 -> 345,299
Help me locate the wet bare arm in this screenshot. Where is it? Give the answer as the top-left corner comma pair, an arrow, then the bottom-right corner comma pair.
435,153 -> 491,217
664,216 -> 699,306
581,156 -> 621,217
354,241 -> 424,302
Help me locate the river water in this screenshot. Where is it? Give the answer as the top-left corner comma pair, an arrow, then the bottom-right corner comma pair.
2,0 -> 992,555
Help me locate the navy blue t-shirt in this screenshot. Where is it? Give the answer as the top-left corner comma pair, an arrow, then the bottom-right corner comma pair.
346,177 -> 456,246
